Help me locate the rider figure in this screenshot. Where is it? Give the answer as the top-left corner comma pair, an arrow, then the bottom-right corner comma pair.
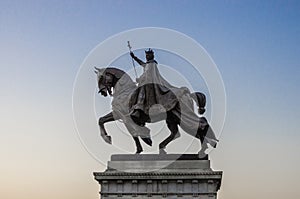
130,48 -> 157,84
129,49 -> 179,126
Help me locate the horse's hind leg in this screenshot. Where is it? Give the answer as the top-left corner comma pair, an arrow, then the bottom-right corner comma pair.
133,136 -> 143,154
196,118 -> 212,158
197,135 -> 208,158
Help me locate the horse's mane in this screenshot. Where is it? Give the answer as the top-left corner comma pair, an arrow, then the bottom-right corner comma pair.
104,67 -> 126,80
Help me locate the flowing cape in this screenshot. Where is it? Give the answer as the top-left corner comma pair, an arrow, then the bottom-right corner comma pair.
129,62 -> 189,123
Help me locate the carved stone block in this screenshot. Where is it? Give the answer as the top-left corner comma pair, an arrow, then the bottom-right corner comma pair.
94,154 -> 222,198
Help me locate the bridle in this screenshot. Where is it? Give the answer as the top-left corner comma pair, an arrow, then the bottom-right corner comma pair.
98,71 -> 115,96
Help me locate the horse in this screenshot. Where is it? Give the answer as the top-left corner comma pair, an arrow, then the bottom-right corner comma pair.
94,67 -> 218,156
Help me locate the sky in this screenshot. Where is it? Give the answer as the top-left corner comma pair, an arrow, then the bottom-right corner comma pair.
1,0 -> 300,199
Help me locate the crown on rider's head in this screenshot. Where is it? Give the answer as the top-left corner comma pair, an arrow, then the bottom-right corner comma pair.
145,48 -> 154,55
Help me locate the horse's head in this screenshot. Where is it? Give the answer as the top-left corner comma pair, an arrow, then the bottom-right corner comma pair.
94,67 -> 126,97
94,67 -> 114,97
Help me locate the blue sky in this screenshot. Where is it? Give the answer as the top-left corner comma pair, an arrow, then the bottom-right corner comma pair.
1,1 -> 300,199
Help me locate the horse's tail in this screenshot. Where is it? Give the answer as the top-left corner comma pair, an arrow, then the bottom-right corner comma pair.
190,92 -> 206,115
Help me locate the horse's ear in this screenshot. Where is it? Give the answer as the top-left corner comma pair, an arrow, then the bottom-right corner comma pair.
94,67 -> 102,71
94,70 -> 98,74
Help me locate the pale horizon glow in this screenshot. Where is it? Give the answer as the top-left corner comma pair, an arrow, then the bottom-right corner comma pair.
1,1 -> 300,199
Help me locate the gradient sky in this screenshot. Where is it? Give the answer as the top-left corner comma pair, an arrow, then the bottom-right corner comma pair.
1,1 -> 300,199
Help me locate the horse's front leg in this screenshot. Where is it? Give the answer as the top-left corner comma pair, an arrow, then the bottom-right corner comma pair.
98,112 -> 116,144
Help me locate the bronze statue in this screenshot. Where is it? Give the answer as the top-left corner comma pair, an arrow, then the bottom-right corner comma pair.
95,62 -> 218,156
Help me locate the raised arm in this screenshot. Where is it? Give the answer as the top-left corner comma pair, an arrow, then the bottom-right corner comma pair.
130,52 -> 146,66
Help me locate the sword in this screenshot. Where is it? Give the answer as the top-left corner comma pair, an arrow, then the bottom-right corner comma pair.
127,41 -> 138,78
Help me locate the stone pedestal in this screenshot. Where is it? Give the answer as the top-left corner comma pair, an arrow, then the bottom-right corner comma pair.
94,154 -> 222,198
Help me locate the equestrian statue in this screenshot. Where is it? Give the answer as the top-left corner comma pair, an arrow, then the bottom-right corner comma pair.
94,48 -> 218,157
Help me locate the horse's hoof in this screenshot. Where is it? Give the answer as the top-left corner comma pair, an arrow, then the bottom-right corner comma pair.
141,137 -> 152,146
159,148 -> 167,155
136,148 -> 143,154
106,136 -> 112,144
101,134 -> 112,144
198,151 -> 208,159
